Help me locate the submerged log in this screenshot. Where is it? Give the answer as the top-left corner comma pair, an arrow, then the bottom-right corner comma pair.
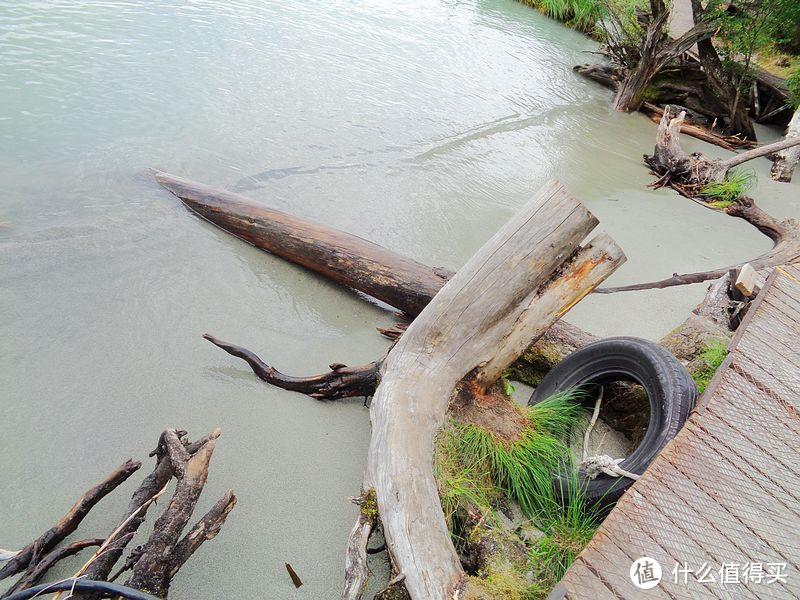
154,170 -> 447,317
346,181 -> 626,599
155,170 -> 593,386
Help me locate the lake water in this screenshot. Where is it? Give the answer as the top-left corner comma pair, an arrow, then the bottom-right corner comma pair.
1,0 -> 796,597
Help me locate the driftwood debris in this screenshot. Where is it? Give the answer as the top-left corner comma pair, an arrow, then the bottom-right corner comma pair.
0,429 -> 235,600
573,64 -> 756,151
155,170 -> 753,599
156,170 -> 738,392
597,108 -> 800,293
155,170 -> 597,393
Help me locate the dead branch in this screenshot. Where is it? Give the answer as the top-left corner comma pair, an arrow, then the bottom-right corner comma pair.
203,333 -> 381,400
167,490 -> 237,580
599,108 -> 800,293
125,429 -> 223,597
0,459 -> 141,581
0,539 -> 104,597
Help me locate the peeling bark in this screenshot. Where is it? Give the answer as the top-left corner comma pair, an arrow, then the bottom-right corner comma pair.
770,107 -> 800,183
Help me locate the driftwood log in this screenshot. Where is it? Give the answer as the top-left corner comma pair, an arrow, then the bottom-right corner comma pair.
771,107 -> 800,183
345,181 -> 626,599
156,170 -> 737,393
0,429 -> 235,600
598,108 -> 800,293
155,170 -> 749,598
151,170 -> 447,317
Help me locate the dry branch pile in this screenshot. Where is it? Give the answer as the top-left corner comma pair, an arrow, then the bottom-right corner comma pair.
0,428 -> 234,599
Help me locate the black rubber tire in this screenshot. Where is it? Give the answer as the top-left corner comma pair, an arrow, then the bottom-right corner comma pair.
528,336 -> 697,506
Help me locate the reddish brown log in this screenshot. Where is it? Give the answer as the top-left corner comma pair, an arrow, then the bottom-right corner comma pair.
154,170 -> 448,317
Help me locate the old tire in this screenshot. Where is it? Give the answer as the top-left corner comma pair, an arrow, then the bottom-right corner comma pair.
528,336 -> 697,505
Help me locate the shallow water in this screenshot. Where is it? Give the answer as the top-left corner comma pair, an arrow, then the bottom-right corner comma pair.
1,0 -> 796,597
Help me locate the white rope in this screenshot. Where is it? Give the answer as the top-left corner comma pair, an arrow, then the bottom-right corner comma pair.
579,387 -> 640,481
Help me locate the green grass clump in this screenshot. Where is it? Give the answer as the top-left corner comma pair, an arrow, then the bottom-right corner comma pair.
692,338 -> 729,393
702,169 -> 756,206
518,0 -> 606,33
528,470 -> 602,592
436,391 -> 602,598
449,392 -> 584,521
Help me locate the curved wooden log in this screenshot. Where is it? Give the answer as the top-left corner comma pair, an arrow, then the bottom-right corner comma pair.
0,460 -> 141,581
203,334 -> 381,400
349,181 -> 626,599
154,170 -> 448,317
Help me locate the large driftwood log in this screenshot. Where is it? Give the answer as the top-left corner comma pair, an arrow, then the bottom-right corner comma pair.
153,170 -> 447,317
346,181 -> 626,599
3,429 -> 235,600
771,107 -> 800,183
155,170 -> 594,385
154,171 -> 737,396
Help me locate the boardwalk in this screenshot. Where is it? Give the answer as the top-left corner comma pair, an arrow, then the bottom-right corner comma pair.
552,265 -> 800,599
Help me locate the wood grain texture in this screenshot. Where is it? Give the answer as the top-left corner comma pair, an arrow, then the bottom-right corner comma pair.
357,181 -> 625,599
154,170 -> 448,316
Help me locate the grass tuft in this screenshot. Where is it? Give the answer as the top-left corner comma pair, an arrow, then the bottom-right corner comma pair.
692,338 -> 729,393
519,0 -> 606,33
701,169 -> 756,206
436,391 -> 602,598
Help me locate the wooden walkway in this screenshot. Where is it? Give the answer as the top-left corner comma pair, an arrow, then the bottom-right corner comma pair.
552,265 -> 800,599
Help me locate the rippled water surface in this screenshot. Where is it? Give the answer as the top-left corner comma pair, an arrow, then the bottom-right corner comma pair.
2,0 -> 795,597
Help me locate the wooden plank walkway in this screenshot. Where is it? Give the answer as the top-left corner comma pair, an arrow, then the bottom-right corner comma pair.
552,265 -> 800,599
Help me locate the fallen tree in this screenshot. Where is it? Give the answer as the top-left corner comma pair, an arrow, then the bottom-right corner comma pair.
0,428 -> 234,600
606,0 -> 717,113
156,170 -> 738,392
573,64 -> 756,151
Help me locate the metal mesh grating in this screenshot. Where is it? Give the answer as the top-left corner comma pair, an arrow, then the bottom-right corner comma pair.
555,266 -> 800,599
